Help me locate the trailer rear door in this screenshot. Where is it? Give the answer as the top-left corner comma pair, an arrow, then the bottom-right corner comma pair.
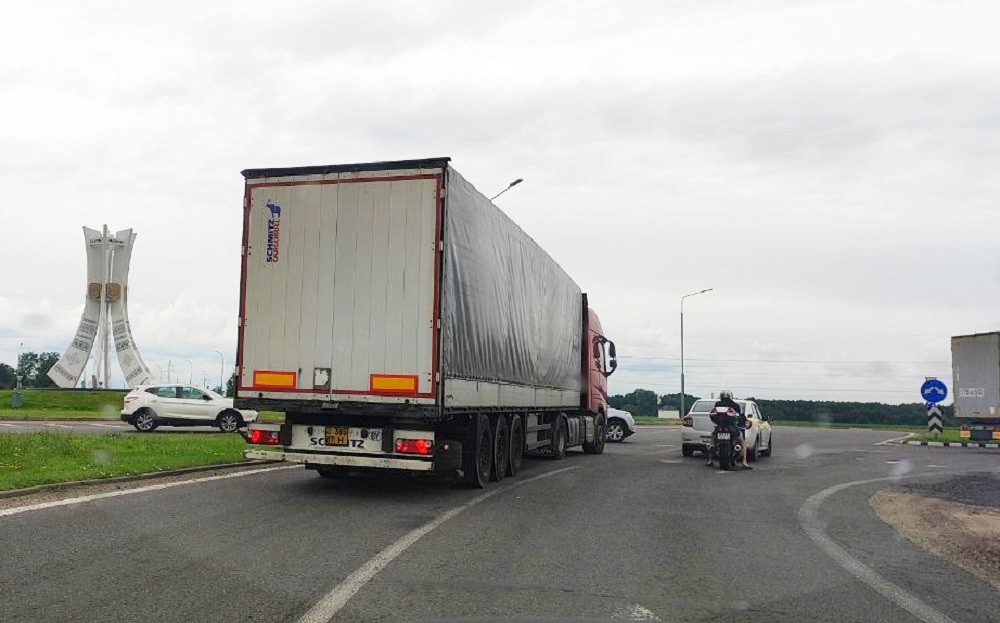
237,166 -> 443,405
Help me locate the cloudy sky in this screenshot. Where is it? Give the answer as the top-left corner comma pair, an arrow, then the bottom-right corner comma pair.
1,0 -> 997,403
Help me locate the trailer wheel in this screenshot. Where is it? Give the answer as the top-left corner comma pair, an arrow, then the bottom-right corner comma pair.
461,413 -> 493,488
490,414 -> 510,482
506,415 -> 524,478
550,416 -> 567,460
583,412 -> 607,455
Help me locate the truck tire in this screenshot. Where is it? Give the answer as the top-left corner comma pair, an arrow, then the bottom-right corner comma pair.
461,413 -> 493,488
583,413 -> 607,454
490,414 -> 510,483
507,415 -> 524,477
550,416 -> 567,460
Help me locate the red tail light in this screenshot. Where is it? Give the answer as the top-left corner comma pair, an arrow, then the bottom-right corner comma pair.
395,438 -> 433,455
682,415 -> 693,427
248,429 -> 280,445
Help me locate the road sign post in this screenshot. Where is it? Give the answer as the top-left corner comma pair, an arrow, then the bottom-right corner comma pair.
920,378 -> 947,436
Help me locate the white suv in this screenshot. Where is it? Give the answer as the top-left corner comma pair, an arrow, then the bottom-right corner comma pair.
121,384 -> 258,433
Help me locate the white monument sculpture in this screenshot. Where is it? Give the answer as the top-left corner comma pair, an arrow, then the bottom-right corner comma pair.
48,225 -> 151,389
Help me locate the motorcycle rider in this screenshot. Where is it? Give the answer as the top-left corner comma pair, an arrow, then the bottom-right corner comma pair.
710,389 -> 751,470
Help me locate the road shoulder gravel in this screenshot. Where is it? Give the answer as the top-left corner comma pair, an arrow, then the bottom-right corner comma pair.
871,489 -> 1000,590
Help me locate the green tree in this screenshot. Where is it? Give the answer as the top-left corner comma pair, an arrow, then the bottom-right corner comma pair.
658,392 -> 701,412
0,363 -> 15,389
609,388 -> 659,417
17,351 -> 60,388
226,372 -> 237,398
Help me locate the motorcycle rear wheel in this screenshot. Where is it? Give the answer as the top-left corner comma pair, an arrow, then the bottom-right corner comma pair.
718,441 -> 733,470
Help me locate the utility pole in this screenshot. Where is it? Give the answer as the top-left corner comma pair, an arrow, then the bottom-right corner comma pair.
680,288 -> 713,420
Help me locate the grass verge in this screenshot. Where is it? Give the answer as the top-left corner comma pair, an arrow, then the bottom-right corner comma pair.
0,432 -> 248,491
634,416 -> 681,426
769,420 -> 927,432
909,430 -> 988,443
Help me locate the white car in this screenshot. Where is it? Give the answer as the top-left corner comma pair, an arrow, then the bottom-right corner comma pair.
681,398 -> 773,460
605,408 -> 637,442
121,384 -> 258,433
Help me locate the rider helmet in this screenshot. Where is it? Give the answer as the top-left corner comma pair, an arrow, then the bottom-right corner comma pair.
719,389 -> 733,400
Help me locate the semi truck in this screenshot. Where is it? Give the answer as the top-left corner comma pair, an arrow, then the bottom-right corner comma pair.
951,332 -> 1000,442
236,158 -> 618,487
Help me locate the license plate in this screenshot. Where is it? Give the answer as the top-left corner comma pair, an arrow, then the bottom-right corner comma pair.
325,426 -> 349,447
717,432 -> 730,440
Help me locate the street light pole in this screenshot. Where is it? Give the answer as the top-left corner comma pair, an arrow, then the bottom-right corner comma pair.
489,178 -> 523,201
185,359 -> 193,384
212,350 -> 224,393
680,288 -> 713,420
15,341 -> 24,389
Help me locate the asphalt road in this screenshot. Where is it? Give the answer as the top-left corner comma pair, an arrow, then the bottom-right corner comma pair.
1,426 -> 997,623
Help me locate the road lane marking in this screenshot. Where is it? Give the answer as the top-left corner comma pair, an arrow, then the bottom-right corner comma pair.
83,422 -> 126,428
876,433 -> 915,446
799,474 -> 961,623
0,423 -> 27,428
0,465 -> 299,518
296,466 -> 581,623
38,423 -> 72,428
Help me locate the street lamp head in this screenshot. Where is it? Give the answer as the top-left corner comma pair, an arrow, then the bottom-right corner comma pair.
489,178 -> 525,201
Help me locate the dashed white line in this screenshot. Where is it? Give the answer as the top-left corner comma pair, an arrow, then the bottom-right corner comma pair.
0,465 -> 299,518
296,466 -> 581,623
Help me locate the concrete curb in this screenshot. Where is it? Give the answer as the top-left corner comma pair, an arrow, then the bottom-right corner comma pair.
903,440 -> 1000,450
0,459 -> 281,500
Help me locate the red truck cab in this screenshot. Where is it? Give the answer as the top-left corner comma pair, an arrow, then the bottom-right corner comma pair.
584,302 -> 617,416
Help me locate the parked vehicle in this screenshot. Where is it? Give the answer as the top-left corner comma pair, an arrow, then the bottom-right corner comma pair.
237,158 -> 617,487
605,408 -> 636,442
681,398 -> 772,460
121,385 -> 258,432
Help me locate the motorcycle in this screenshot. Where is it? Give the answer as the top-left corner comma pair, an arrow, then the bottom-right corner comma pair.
709,406 -> 744,471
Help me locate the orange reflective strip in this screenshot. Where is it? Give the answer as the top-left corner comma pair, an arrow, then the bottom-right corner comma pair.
253,370 -> 297,388
370,374 -> 418,393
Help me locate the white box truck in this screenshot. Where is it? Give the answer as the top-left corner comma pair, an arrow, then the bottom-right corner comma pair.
951,332 -> 1000,442
237,158 -> 618,487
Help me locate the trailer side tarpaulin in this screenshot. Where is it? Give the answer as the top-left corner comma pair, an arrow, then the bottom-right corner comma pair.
441,167 -> 583,392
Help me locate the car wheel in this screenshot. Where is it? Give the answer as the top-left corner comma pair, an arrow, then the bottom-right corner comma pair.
760,433 -> 772,457
583,413 -> 606,454
490,414 -> 509,483
506,415 -> 524,478
606,418 -> 627,443
461,413 -> 493,489
550,416 -> 567,460
132,409 -> 157,432
748,437 -> 759,462
682,445 -> 694,457
217,411 -> 243,433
